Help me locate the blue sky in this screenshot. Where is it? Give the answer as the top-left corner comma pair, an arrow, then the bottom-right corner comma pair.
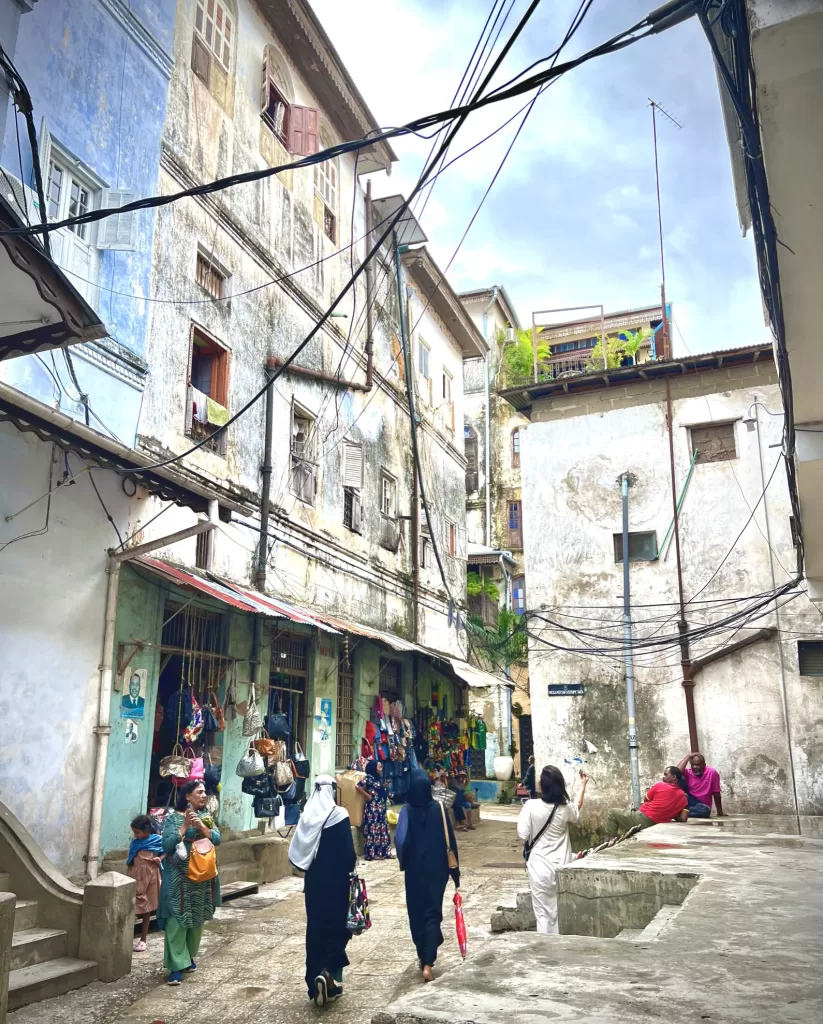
311,0 -> 770,353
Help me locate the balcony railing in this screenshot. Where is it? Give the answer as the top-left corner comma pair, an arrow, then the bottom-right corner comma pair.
468,592 -> 498,627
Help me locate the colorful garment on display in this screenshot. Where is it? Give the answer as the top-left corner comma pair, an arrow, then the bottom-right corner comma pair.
357,770 -> 392,861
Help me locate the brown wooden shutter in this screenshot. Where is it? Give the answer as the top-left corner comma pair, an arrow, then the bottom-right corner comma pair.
288,105 -> 319,156
191,35 -> 211,84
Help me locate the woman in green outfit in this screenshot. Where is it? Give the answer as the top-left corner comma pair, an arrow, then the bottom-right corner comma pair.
160,779 -> 221,985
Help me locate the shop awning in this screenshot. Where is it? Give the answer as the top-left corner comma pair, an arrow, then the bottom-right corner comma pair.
311,612 -> 422,652
448,658 -> 515,690
135,557 -> 339,633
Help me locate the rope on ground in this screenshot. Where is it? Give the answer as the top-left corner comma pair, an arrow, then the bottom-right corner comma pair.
574,824 -> 643,860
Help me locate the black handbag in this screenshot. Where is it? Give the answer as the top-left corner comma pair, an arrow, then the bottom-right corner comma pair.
291,742 -> 310,780
254,792 -> 283,819
266,713 -> 290,740
241,773 -> 271,797
202,705 -> 221,733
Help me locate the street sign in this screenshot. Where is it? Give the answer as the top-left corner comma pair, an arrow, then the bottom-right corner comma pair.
547,683 -> 585,697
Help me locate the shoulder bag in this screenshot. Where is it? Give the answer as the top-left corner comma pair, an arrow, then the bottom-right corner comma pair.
160,743 -> 191,780
523,804 -> 558,863
187,837 -> 218,883
438,802 -> 459,871
290,742 -> 311,780
236,741 -> 265,778
242,687 -> 263,737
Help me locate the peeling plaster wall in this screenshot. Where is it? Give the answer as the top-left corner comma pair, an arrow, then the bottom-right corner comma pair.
137,1 -> 468,649
520,367 -> 823,819
0,0 -> 175,441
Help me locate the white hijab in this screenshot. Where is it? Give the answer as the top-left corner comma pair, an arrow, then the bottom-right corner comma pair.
288,774 -> 350,871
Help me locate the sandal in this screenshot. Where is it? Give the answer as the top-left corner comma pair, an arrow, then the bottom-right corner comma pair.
133,939 -> 147,953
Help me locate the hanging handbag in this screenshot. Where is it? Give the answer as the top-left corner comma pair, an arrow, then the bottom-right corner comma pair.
265,712 -> 290,740
274,759 -> 294,790
236,741 -> 265,778
278,778 -> 298,802
284,802 -> 301,826
183,697 -> 204,745
243,687 -> 263,737
210,691 -> 225,731
346,873 -> 371,935
241,772 -> 271,797
160,744 -> 191,780
253,729 -> 279,759
187,837 -> 218,883
290,742 -> 311,780
185,746 -> 205,782
439,802 -> 459,871
254,791 -> 283,819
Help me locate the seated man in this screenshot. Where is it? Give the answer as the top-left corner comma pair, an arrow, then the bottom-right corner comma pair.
606,766 -> 688,837
449,770 -> 478,831
677,751 -> 724,818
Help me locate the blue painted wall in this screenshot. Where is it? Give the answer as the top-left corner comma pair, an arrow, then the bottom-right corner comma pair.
0,0 -> 175,441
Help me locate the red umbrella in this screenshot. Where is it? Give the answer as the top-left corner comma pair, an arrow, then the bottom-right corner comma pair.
453,891 -> 467,959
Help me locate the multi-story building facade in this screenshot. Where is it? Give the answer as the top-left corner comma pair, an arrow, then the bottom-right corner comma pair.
501,344 -> 823,823
0,0 -> 501,882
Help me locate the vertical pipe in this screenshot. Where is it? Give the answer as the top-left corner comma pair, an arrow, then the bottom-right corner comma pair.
621,474 -> 642,809
481,287 -> 499,549
754,405 -> 801,833
411,442 -> 420,644
256,364 -> 275,591
364,180 -> 375,390
86,555 -> 120,878
665,379 -> 698,750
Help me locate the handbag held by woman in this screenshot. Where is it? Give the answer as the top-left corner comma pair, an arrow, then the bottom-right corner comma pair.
187,837 -> 218,883
439,803 -> 459,871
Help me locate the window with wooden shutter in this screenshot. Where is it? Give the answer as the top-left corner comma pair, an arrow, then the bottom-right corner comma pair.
287,105 -> 320,156
447,520 -> 456,557
343,487 -> 362,533
511,428 -> 521,469
464,425 -> 479,492
689,422 -> 737,463
341,442 -> 363,489
191,33 -> 211,84
96,188 -> 138,251
187,324 -> 230,455
508,501 -> 522,549
261,47 -> 290,143
195,0 -> 233,71
798,641 -> 823,676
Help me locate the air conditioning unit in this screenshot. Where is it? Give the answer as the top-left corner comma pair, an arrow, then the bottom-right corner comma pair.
505,327 -> 516,344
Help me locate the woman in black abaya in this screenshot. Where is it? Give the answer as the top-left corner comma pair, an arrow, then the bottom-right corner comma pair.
289,775 -> 356,1006
396,769 -> 460,981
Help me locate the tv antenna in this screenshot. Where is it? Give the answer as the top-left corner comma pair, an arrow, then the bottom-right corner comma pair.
649,99 -> 682,359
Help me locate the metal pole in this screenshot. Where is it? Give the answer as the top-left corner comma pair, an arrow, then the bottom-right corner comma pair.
666,380 -> 698,750
621,473 -> 642,809
651,101 -> 671,359
754,404 -> 801,834
256,365 -> 275,590
600,304 -> 606,369
531,311 -> 538,384
364,180 -> 375,390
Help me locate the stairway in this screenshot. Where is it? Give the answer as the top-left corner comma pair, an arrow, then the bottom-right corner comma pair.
1,871 -> 97,1010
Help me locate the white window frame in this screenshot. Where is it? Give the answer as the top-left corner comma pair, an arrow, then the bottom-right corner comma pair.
314,158 -> 337,213
418,338 -> 430,380
291,404 -> 318,505
380,471 -> 396,519
195,0 -> 234,73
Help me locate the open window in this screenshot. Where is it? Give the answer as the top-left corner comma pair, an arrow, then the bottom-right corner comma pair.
187,324 -> 230,455
314,128 -> 338,243
342,441 -> 363,533
464,425 -> 479,492
261,45 -> 319,156
291,405 -> 317,505
192,0 -> 235,103
379,471 -> 399,551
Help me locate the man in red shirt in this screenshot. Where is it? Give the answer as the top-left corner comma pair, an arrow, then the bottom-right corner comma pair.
605,766 -> 689,837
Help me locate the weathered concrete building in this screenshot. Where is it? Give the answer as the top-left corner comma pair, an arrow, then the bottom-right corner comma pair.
501,345 -> 823,822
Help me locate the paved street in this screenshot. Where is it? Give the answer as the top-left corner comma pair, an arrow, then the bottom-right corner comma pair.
9,809 -> 526,1024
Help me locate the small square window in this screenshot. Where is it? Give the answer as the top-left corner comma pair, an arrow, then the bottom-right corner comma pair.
613,531 -> 658,563
690,422 -> 737,463
798,641 -> 823,676
196,250 -> 228,299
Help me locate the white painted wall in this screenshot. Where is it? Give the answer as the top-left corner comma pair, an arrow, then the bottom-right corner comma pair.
0,423 -> 143,875
520,367 -> 823,819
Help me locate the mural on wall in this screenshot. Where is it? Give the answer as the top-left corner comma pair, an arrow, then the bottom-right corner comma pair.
120,670 -> 147,719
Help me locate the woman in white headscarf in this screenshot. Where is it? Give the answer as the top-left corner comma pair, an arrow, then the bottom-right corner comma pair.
289,775 -> 355,1007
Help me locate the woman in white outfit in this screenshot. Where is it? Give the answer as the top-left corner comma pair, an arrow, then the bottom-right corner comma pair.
517,765 -> 589,934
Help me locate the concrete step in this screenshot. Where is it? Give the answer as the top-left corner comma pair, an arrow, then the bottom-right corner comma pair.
11,927 -> 67,971
0,871 -> 9,892
615,928 -> 644,941
8,958 -> 98,1011
217,862 -> 260,887
216,841 -> 257,866
221,880 -> 260,902
14,900 -> 38,930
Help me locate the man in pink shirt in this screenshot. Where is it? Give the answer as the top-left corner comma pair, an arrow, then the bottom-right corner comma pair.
677,752 -> 724,817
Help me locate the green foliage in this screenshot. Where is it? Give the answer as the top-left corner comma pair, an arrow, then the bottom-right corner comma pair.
466,571 -> 500,601
586,327 -> 653,371
467,608 -> 528,674
500,329 -> 550,383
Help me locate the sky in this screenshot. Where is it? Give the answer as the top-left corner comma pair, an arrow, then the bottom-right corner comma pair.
310,0 -> 770,354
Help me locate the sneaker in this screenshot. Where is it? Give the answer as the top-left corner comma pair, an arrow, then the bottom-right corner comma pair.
326,973 -> 343,1001
313,974 -> 327,1007
185,961 -> 197,972
167,971 -> 183,986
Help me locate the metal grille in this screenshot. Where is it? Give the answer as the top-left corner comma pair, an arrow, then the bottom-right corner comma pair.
613,531 -> 658,563
196,252 -> 225,299
271,635 -> 309,675
160,601 -> 232,703
798,641 -> 823,676
379,659 -> 402,702
336,653 -> 354,768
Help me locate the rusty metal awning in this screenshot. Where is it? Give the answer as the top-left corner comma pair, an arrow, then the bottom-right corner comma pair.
136,556 -> 339,633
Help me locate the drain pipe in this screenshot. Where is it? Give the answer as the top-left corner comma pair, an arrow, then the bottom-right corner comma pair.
256,364 -> 275,591
620,473 -> 642,809
86,500 -> 219,878
364,180 -> 375,391
482,287 -> 499,546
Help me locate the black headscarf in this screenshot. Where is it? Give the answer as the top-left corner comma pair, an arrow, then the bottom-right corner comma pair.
397,769 -> 433,871
365,760 -> 381,780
